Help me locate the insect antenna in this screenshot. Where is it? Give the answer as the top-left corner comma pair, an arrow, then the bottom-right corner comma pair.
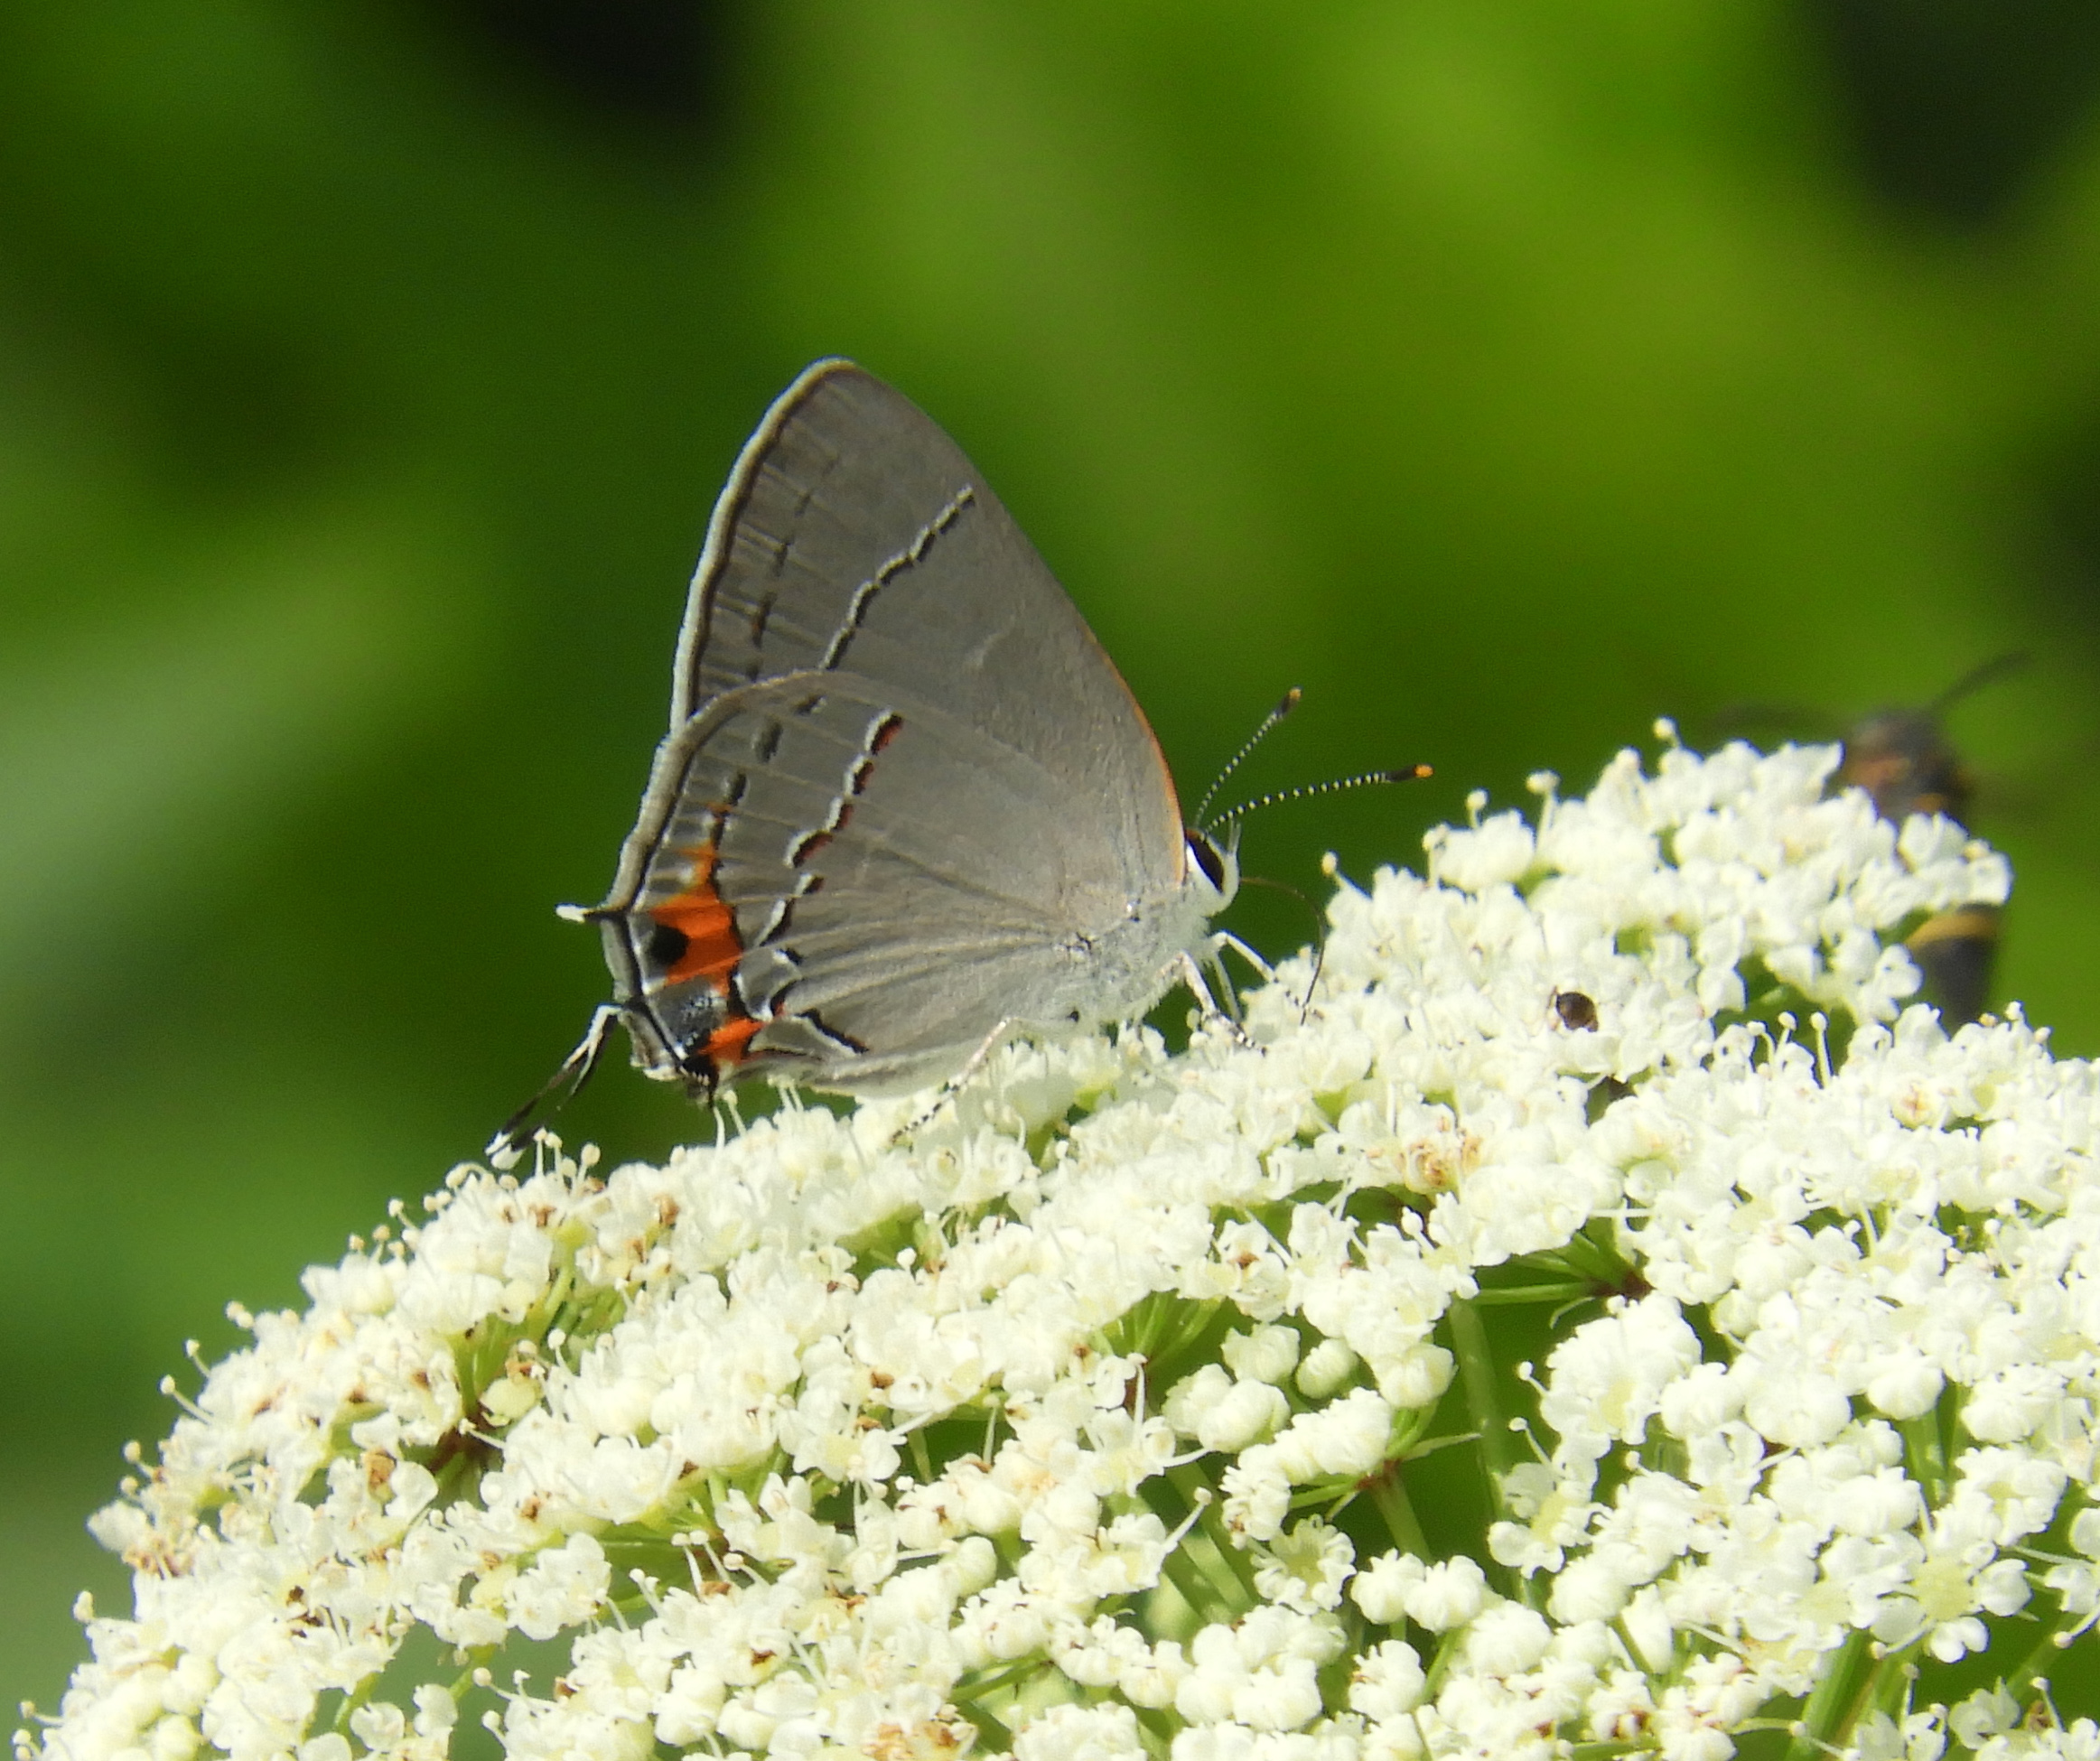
1194,687 -> 1302,828
1929,650 -> 2030,716
1207,764 -> 1433,834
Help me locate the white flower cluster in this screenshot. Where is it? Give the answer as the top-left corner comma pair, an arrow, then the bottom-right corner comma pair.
28,736 -> 2100,1761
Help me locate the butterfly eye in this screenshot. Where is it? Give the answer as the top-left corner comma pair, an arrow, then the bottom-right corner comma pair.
1187,830 -> 1228,891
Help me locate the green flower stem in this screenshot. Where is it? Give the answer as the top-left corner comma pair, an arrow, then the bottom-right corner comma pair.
958,1658 -> 1041,1701
1366,1466 -> 1428,1560
1164,1465 -> 1257,1612
1543,1220 -> 1629,1288
1470,1282 -> 1592,1307
1997,1625 -> 2069,1706
1160,1533 -> 1228,1624
1195,1497 -> 1263,1607
1446,1297 -> 1516,1522
1900,1405 -> 1951,1510
962,1700 -> 1015,1751
1781,1628 -> 1876,1761
1133,1704 -> 1181,1755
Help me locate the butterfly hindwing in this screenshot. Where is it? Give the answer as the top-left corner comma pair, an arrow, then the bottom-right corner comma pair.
605,671 -> 1150,1093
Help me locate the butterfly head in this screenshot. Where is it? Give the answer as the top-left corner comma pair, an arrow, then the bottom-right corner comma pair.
1185,825 -> 1238,914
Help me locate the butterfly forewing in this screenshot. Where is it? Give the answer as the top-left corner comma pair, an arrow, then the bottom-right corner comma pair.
673,362 -> 1186,901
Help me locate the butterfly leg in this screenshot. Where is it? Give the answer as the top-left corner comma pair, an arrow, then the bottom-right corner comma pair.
1211,926 -> 1326,1021
1211,929 -> 1276,987
1178,948 -> 1257,1048
894,1015 -> 1021,1141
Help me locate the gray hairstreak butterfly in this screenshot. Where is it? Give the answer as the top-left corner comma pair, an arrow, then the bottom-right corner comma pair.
492,359 -> 1254,1156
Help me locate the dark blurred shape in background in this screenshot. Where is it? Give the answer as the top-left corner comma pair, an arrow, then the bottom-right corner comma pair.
1812,0 -> 2100,651
422,0 -> 740,139
10,0 -> 2100,1715
1811,0 -> 2100,227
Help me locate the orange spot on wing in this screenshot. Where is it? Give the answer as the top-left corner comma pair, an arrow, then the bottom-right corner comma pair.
705,1014 -> 763,1066
650,841 -> 744,991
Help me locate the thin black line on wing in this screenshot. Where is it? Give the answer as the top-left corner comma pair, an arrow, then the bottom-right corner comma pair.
817,487 -> 975,672
716,801 -> 1075,927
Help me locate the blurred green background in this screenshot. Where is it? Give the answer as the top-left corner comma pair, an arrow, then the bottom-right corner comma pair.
10,0 -> 2100,1714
